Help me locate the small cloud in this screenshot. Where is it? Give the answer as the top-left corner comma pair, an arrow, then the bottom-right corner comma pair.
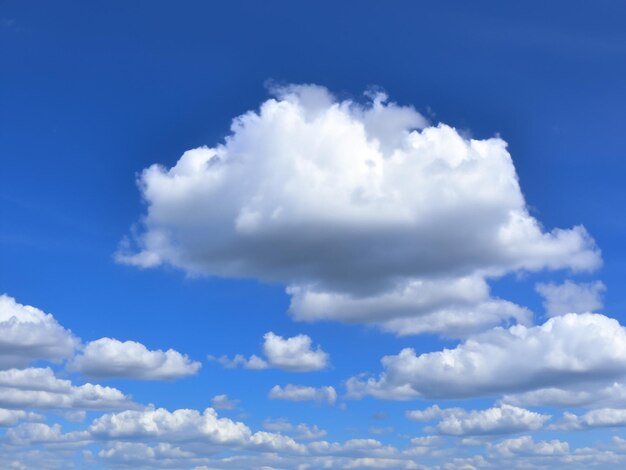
268,384 -> 337,405
208,332 -> 329,372
536,280 -> 605,317
210,394 -> 240,410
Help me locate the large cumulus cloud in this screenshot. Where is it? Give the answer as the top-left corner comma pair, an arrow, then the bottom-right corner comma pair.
118,84 -> 600,336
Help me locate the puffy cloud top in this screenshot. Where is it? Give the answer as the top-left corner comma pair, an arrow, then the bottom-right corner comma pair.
262,332 -> 329,372
0,294 -> 78,369
118,84 -> 600,336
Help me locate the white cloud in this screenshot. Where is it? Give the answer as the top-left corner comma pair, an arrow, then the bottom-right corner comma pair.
210,394 -> 239,410
430,404 -> 550,436
549,409 -> 626,431
489,436 -> 570,458
0,294 -> 78,369
0,408 -> 42,427
269,384 -> 337,405
89,407 -> 305,454
5,422 -> 89,446
347,313 -> 626,400
263,418 -> 327,440
209,331 -> 329,372
290,277 -> 533,337
69,338 -> 201,380
118,84 -> 600,337
0,367 -> 133,410
502,381 -> 626,408
406,404 -> 448,422
536,280 -> 605,317
207,353 -> 268,370
262,332 -> 329,372
407,403 -> 549,436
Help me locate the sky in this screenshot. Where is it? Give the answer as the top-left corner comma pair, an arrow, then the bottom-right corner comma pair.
1,1 -> 626,469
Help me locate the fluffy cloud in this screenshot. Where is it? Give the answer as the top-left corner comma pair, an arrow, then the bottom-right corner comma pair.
416,404 -> 550,436
69,338 -> 201,380
263,418 -> 327,440
549,409 -> 626,431
0,294 -> 79,369
490,436 -> 570,458
0,409 -> 42,427
209,331 -> 329,372
0,294 -> 201,382
89,407 -> 305,454
210,394 -> 239,410
269,384 -> 337,405
262,332 -> 329,371
347,313 -> 626,400
118,84 -> 599,336
207,353 -> 268,370
502,382 -> 626,408
0,367 -> 133,410
407,404 -> 549,436
536,280 -> 605,317
406,404 -> 448,422
5,422 -> 89,446
290,277 -> 533,337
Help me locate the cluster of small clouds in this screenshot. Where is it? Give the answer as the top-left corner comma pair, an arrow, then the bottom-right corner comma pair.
3,405 -> 626,470
5,84 -> 626,468
6,289 -> 626,468
0,294 -> 200,381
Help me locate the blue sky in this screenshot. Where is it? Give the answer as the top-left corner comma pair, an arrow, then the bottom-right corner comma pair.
1,1 -> 626,468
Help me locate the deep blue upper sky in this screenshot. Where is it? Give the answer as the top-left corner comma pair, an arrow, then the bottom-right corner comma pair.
1,2 -> 626,468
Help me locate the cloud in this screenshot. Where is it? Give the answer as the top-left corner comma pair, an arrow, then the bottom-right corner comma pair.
427,404 -> 550,436
489,436 -> 569,458
536,280 -> 605,317
5,422 -> 89,446
68,338 -> 201,380
407,403 -> 549,436
263,418 -> 327,440
89,407 -> 305,454
0,409 -> 43,427
502,381 -> 626,408
207,353 -> 268,370
0,294 -> 79,369
549,409 -> 626,431
406,404 -> 449,422
269,384 -> 337,405
289,276 -> 532,337
347,313 -> 626,400
118,84 -> 600,337
262,332 -> 329,372
209,332 -> 329,372
0,367 -> 133,410
210,394 -> 239,411
0,294 -> 201,382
